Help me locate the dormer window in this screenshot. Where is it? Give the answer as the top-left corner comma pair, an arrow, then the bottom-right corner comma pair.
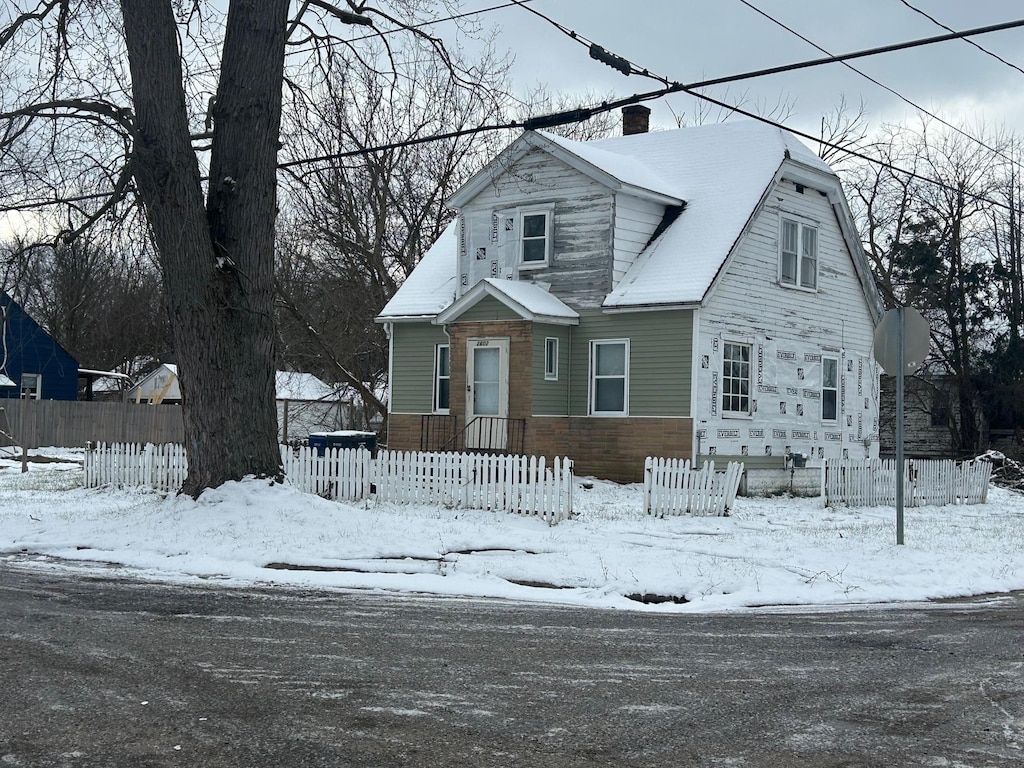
780,217 -> 817,290
520,208 -> 551,267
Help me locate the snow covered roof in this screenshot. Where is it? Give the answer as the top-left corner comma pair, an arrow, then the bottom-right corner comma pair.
591,120 -> 836,307
0,374 -> 14,387
275,371 -> 338,402
379,120 -> 845,317
436,278 -> 579,326
376,221 -> 458,320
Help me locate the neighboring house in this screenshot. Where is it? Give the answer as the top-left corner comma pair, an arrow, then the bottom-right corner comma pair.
128,363 -> 354,441
376,111 -> 884,481
127,363 -> 182,404
0,292 -> 79,400
275,370 -> 350,442
879,372 -> 987,459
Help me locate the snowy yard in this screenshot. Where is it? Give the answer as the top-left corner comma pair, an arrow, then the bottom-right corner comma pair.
2,447 -> 1023,612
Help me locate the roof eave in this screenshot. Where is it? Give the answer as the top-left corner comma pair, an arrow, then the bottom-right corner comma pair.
601,300 -> 701,314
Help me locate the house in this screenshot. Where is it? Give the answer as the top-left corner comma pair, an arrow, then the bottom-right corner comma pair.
275,370 -> 352,443
376,111 -> 884,481
127,363 -> 182,404
128,363 -> 354,441
879,371 -> 987,460
0,292 -> 79,400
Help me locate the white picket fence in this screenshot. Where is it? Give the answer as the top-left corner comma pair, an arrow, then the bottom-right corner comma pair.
84,443 -> 573,523
643,458 -> 744,517
823,458 -> 992,507
83,441 -> 188,493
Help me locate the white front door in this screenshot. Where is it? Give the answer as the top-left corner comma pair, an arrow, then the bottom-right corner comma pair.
466,338 -> 509,451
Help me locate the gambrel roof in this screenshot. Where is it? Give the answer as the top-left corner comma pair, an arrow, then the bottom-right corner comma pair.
378,119 -> 881,321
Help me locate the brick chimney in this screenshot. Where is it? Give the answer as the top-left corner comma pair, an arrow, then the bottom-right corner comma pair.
622,104 -> 650,136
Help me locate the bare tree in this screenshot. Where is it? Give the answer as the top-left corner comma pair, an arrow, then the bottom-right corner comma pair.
844,116 -> 1007,453
1,1 -> 495,495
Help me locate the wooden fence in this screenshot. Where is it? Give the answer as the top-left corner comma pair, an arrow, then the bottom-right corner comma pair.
0,399 -> 184,448
643,458 -> 744,517
823,458 -> 992,507
84,443 -> 573,523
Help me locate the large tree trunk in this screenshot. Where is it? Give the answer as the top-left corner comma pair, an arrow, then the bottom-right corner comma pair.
121,0 -> 287,496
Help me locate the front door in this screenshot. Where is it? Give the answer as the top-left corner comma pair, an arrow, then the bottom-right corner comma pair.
465,337 -> 509,451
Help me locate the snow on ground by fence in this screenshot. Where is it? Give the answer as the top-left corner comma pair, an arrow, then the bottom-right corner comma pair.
643,458 -> 744,517
823,458 -> 992,507
85,443 -> 573,523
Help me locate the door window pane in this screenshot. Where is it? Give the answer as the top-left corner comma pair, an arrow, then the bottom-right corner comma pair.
473,347 -> 500,415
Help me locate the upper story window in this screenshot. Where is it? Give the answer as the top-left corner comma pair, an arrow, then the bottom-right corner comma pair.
590,339 -> 628,416
780,217 -> 817,290
520,209 -> 551,266
722,342 -> 751,416
821,356 -> 839,422
433,344 -> 450,413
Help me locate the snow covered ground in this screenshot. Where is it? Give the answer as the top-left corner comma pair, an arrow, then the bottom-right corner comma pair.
2,446 -> 1023,612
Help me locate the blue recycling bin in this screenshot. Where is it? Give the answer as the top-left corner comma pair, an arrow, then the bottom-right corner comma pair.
308,431 -> 377,457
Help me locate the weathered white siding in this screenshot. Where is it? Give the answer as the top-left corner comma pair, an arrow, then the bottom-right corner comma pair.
694,175 -> 880,465
457,148 -> 614,309
612,194 -> 664,285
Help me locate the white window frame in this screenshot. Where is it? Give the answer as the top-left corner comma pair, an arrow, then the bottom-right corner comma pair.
433,343 -> 450,413
721,341 -> 752,417
821,355 -> 839,423
519,206 -> 552,268
780,216 -> 818,291
544,337 -> 559,381
589,339 -> 629,416
19,372 -> 41,400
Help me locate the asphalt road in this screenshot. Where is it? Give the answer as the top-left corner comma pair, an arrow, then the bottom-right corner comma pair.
1,559 -> 1022,767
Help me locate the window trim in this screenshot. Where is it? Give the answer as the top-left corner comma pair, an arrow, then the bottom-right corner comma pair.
589,339 -> 629,417
821,355 -> 839,423
544,337 -> 559,381
721,341 -> 752,418
433,343 -> 450,414
779,216 -> 818,291
518,206 -> 552,269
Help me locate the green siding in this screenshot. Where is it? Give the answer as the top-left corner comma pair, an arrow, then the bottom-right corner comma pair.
568,309 -> 693,417
454,295 -> 519,322
390,322 -> 449,413
531,324 -> 571,416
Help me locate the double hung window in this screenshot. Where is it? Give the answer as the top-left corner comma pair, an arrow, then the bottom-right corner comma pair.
433,344 -> 450,412
780,218 -> 818,290
590,340 -> 628,415
520,210 -> 550,265
821,356 -> 838,422
722,342 -> 751,416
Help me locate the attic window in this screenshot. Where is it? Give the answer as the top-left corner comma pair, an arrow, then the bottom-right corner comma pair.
780,217 -> 817,290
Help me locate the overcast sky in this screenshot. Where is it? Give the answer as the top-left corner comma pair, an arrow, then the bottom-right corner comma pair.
452,0 -> 1024,137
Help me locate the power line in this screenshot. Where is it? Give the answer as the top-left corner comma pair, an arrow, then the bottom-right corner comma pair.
897,0 -> 1024,78
506,0 -> 669,84
737,0 -> 1017,168
11,16 -> 1024,214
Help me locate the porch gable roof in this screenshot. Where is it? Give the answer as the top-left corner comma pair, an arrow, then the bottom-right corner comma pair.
435,278 -> 579,326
